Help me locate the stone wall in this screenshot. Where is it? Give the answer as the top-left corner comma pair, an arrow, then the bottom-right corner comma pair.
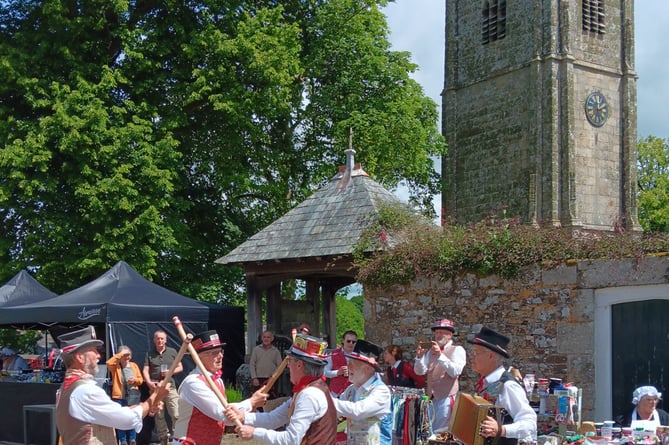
362,256 -> 669,420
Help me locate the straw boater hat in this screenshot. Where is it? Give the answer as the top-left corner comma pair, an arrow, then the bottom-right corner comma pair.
191,330 -> 226,353
57,325 -> 104,355
345,339 -> 383,372
431,318 -> 456,333
467,326 -> 511,358
287,333 -> 329,366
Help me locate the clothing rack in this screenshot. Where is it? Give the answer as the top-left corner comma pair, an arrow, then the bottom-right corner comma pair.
389,386 -> 433,445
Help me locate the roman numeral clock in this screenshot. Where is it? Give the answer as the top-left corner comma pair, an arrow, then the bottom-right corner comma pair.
585,91 -> 609,127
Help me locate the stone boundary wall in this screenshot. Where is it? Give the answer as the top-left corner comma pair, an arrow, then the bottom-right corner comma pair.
363,256 -> 669,419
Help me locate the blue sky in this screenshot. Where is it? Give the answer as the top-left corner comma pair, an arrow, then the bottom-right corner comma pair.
383,1 -> 669,140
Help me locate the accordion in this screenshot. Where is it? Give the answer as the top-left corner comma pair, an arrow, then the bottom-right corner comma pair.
448,393 -> 503,445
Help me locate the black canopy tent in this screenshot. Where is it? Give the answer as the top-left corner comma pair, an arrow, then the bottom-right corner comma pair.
0,269 -> 57,307
0,261 -> 244,382
0,262 -> 244,445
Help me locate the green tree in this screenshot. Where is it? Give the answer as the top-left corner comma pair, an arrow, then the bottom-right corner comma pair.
638,136 -> 669,232
335,294 -> 364,343
0,0 -> 444,300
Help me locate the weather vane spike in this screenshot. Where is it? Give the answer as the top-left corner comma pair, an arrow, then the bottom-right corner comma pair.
348,127 -> 353,150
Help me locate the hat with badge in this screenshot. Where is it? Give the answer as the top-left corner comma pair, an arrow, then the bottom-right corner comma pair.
57,325 -> 104,355
431,318 -> 456,333
467,326 -> 510,358
345,339 -> 383,372
191,330 -> 226,353
287,333 -> 329,366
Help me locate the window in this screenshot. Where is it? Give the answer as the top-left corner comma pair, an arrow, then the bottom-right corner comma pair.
482,0 -> 507,44
582,0 -> 605,34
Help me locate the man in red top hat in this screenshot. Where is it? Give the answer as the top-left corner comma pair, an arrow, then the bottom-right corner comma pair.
225,333 -> 337,445
174,330 -> 267,445
469,326 -> 536,445
55,326 -> 168,445
414,318 -> 466,432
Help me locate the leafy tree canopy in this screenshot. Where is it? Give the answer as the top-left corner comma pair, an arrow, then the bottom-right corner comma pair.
0,0 -> 445,301
638,135 -> 669,232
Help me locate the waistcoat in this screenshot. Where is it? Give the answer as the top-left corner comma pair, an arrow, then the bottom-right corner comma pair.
427,345 -> 460,399
56,378 -> 117,445
329,349 -> 351,395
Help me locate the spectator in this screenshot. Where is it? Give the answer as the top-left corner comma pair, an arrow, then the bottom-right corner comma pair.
143,329 -> 183,445
250,331 -> 282,399
324,330 -> 357,397
106,345 -> 144,445
383,345 -> 425,388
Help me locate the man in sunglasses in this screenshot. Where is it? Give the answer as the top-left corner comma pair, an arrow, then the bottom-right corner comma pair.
324,330 -> 358,397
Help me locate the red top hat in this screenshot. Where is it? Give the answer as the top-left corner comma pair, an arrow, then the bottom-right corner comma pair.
431,318 -> 456,333
191,330 -> 226,353
57,325 -> 103,355
345,339 -> 383,372
288,333 -> 329,366
467,326 -> 510,358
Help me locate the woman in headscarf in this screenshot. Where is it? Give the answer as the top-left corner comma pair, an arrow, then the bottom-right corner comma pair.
615,385 -> 669,428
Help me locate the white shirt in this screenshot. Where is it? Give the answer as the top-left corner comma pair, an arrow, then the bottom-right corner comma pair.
334,374 -> 391,420
482,366 -> 537,439
68,379 -> 144,432
413,340 -> 466,380
175,369 -> 253,433
245,386 -> 329,445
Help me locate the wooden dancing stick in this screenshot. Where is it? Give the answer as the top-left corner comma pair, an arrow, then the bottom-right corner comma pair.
259,356 -> 289,394
172,316 -> 243,428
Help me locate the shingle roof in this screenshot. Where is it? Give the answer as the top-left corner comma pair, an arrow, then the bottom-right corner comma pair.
216,158 -> 400,266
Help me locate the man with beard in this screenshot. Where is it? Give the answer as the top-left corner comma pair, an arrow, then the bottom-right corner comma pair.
414,319 -> 466,432
174,330 -> 267,445
55,326 -> 169,445
225,333 -> 337,445
334,340 -> 392,445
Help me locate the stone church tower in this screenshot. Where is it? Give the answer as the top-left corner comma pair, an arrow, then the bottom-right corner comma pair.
442,0 -> 640,231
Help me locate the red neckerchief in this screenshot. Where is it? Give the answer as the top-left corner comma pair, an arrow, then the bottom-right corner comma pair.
475,376 -> 486,393
212,370 -> 222,380
292,375 -> 324,394
62,374 -> 83,391
62,369 -> 93,391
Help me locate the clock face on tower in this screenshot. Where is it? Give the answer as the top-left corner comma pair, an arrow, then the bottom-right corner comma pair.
585,91 -> 609,127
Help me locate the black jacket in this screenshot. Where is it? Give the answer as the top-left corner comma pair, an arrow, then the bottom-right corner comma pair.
615,407 -> 669,427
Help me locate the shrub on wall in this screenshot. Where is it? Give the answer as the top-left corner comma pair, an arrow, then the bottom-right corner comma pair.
354,203 -> 669,288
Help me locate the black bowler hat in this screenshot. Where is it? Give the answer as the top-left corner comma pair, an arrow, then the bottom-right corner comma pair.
345,339 -> 383,372
191,330 -> 225,353
467,326 -> 510,358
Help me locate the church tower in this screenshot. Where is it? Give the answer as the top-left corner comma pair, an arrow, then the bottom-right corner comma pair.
441,0 -> 640,231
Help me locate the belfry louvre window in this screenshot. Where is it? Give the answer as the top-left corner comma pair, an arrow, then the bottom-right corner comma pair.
482,0 -> 507,44
582,0 -> 605,34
